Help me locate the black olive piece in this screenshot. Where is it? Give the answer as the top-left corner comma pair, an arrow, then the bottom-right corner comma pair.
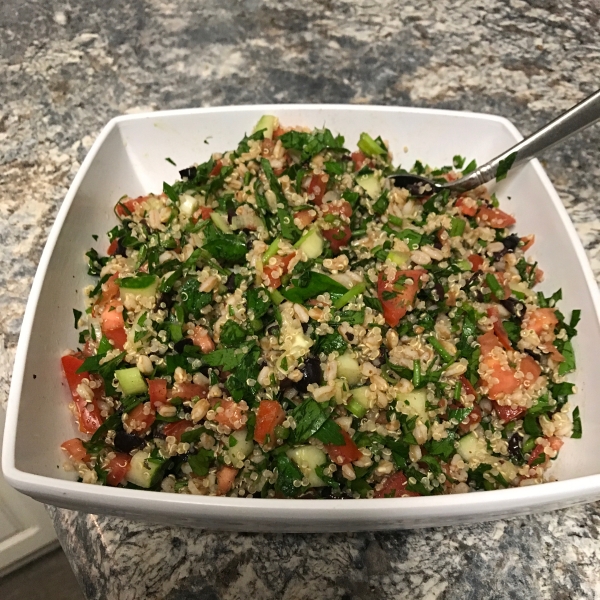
174,338 -> 193,353
279,378 -> 294,391
508,432 -> 524,462
346,332 -> 354,341
433,230 -> 443,250
434,282 -> 445,302
295,357 -> 322,394
301,322 -> 309,333
179,166 -> 197,180
113,238 -> 127,257
524,348 -> 542,361
225,274 -> 237,294
502,234 -> 521,251
114,431 -> 145,453
227,208 -> 236,224
473,289 -> 485,303
158,291 -> 176,311
500,298 -> 526,322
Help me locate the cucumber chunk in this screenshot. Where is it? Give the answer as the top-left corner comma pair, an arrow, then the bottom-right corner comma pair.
396,389 -> 428,422
387,250 -> 410,267
457,432 -> 493,465
115,367 -> 148,395
336,353 -> 361,386
126,451 -> 168,489
253,115 -> 276,140
295,227 -> 324,259
210,211 -> 232,234
349,386 -> 373,418
357,173 -> 381,200
286,445 -> 327,487
226,429 -> 255,468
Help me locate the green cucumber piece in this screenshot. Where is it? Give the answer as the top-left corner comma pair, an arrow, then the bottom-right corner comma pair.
387,250 -> 410,267
357,173 -> 381,201
115,367 -> 148,395
295,227 -> 324,259
286,445 -> 327,487
226,429 -> 255,468
253,115 -> 276,140
126,451 -> 168,489
396,389 -> 428,421
336,353 -> 361,386
457,432 -> 493,464
210,211 -> 232,234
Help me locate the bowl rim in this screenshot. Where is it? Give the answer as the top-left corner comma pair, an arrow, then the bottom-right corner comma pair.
4,103 -> 600,520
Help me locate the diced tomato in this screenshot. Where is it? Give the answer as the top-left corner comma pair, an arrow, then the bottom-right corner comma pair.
254,400 -> 286,445
547,436 -> 564,452
217,466 -> 238,495
123,402 -> 156,435
458,403 -> 482,434
456,196 -> 478,217
170,382 -> 208,401
100,300 -> 127,350
460,375 -> 477,398
521,234 -> 535,251
377,269 -> 422,327
477,332 -> 520,400
307,174 -> 329,205
107,239 -> 119,256
210,160 -> 223,177
213,399 -> 246,430
61,438 -> 90,463
106,453 -> 132,486
61,355 -> 104,434
294,209 -> 316,228
100,274 -> 120,304
192,206 -> 214,222
163,420 -> 191,442
148,379 -> 168,408
494,402 -> 526,423
273,126 -> 286,139
468,254 -> 484,272
476,207 -> 516,229
263,252 -> 295,288
524,308 -> 558,337
478,330 -> 502,355
325,430 -> 362,465
520,355 -> 541,386
190,326 -> 215,353
351,151 -> 369,171
322,200 -> 353,219
487,307 -> 512,351
528,444 -> 546,466
115,196 -> 147,217
322,225 -> 352,254
374,471 -> 419,498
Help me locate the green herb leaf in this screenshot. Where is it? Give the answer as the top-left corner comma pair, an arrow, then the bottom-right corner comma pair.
571,406 -> 582,439
291,399 -> 328,443
274,455 -> 306,498
117,274 -> 157,289
220,320 -> 247,347
73,309 -> 82,329
188,449 -> 215,477
316,332 -> 348,356
281,271 -> 348,304
203,348 -> 247,371
495,152 -> 518,182
313,419 -> 345,445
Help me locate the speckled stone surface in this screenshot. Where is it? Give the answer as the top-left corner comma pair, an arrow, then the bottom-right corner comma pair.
2,0 -> 600,598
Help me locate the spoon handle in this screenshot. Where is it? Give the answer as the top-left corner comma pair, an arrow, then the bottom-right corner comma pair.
452,88 -> 600,192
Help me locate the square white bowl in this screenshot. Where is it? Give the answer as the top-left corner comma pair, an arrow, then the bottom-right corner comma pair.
3,105 -> 600,533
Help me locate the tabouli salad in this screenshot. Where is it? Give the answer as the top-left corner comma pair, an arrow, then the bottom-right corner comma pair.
61,116 -> 581,499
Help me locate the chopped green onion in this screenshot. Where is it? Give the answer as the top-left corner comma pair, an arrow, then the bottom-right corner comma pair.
453,381 -> 462,401
333,282 -> 366,310
412,359 -> 421,388
347,398 -> 367,418
270,290 -> 284,305
485,273 -> 504,299
357,132 -> 386,157
428,336 -> 454,364
457,259 -> 472,271
263,237 -> 281,264
387,215 -> 403,228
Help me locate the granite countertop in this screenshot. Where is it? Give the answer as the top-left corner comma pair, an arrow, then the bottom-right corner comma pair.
2,0 -> 600,598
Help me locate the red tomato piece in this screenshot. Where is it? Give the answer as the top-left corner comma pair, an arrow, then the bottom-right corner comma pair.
521,234 -> 535,251
100,274 -> 120,305
351,151 -> 369,171
61,438 -> 90,463
455,196 -> 478,216
213,399 -> 246,430
100,300 -> 127,349
263,253 -> 295,288
322,224 -> 352,254
487,307 -> 512,351
190,326 -> 215,353
325,430 -> 363,465
460,375 -> 477,398
493,402 -> 526,423
476,207 -> 516,229
528,444 -> 546,466
374,471 -> 419,498
477,332 -> 520,400
106,453 -> 132,486
148,379 -> 168,408
104,327 -> 127,350
217,466 -> 238,495
192,206 -> 214,222
467,254 -> 484,272
524,308 -> 558,336
61,355 -> 104,434
294,209 -> 316,228
115,196 -> 147,217
377,269 -> 423,327
520,355 -> 541,386
254,400 -> 286,445
210,160 -> 223,177
170,382 -> 208,401
273,126 -> 286,139
307,174 -> 329,205
163,420 -> 192,442
478,330 -> 502,355
123,402 -> 156,435
322,200 -> 353,219
107,239 -> 119,256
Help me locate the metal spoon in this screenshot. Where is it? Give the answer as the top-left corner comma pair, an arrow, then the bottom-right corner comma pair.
389,88 -> 600,197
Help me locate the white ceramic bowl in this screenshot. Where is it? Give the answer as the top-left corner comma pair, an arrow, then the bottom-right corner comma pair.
3,105 -> 600,532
